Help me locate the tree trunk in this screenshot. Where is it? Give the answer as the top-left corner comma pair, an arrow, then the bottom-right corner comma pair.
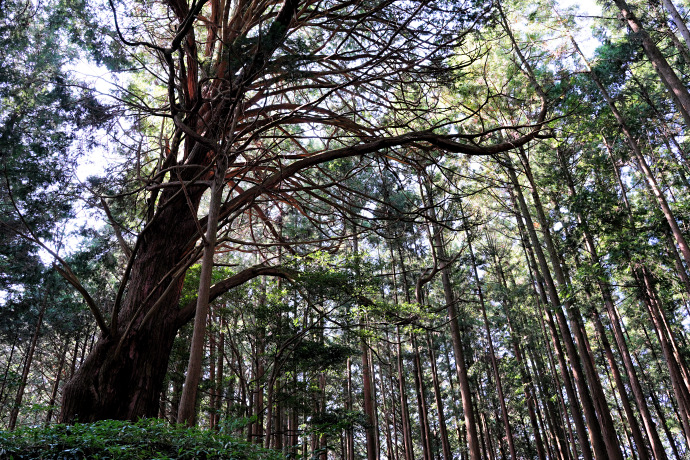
422,197 -> 482,460
377,357 -> 395,460
512,187 -> 578,460
45,337 -> 69,426
441,340 -> 466,459
208,315 -> 217,428
492,255 -> 547,460
660,0 -> 690,60
426,332 -> 452,460
396,326 -> 415,460
178,154 -> 227,426
463,212 -> 517,460
411,334 -> 433,460
9,298 -> 47,430
559,146 -> 665,460
508,168 -> 602,460
362,326 -> 378,460
215,315 -> 225,429
60,181 -> 206,422
516,151 -> 625,460
612,0 -> 690,127
0,335 -> 18,417
346,357 -> 355,460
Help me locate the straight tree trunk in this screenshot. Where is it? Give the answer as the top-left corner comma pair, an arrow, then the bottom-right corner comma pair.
384,333 -> 401,460
512,187 -> 582,460
411,334 -> 433,460
426,332 -> 452,460
646,378 -> 684,460
396,326 -> 415,460
208,314 -> 217,429
9,298 -> 47,430
516,150 -> 624,460
369,346 -> 381,458
441,340 -> 467,459
362,326 -> 378,460
346,357 -> 355,460
462,212 -> 517,460
509,167 -> 605,460
389,241 -> 414,460
215,315 -> 225,429
377,358 -> 395,460
177,154 -> 228,426
474,388 -> 491,460
0,335 -> 18,417
612,0 -> 690,127
45,337 -> 69,426
491,254 -> 547,460
420,179 -> 473,460
558,146 -> 667,460
422,195 -> 482,460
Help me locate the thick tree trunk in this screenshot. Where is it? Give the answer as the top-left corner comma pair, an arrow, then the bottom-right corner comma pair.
60,178 -> 205,422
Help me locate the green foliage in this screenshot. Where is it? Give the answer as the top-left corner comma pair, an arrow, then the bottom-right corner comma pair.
289,340 -> 355,371
0,0 -> 116,318
288,251 -> 383,301
0,419 -> 283,459
179,264 -> 237,308
309,409 -> 368,435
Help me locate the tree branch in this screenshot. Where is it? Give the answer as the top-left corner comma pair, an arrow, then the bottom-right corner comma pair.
176,264 -> 295,327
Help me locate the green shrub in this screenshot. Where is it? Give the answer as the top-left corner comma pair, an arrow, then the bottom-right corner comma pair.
0,418 -> 283,459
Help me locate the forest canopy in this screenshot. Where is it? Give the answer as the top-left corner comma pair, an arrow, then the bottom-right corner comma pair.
3,0 -> 690,458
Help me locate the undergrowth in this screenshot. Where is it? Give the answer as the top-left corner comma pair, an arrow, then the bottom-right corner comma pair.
0,418 -> 283,459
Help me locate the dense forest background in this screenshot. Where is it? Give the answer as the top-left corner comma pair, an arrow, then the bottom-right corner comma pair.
3,0 -> 690,458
